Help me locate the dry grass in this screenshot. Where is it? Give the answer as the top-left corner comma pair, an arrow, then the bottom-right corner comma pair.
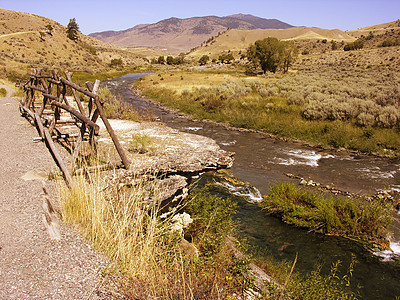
0,8 -> 148,81
136,46 -> 400,155
59,172 -> 192,298
187,27 -> 355,60
142,70 -> 271,95
58,169 -> 251,299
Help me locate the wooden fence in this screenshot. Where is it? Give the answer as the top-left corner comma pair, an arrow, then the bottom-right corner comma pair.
18,68 -> 130,188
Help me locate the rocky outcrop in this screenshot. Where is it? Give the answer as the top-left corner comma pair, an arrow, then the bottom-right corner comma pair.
97,119 -> 234,203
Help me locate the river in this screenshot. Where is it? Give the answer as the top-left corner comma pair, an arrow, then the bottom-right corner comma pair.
105,73 -> 400,299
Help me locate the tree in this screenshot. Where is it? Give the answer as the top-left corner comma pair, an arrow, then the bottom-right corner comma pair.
66,18 -> 80,41
110,58 -> 123,67
343,40 -> 364,51
157,56 -> 165,64
280,41 -> 299,73
166,56 -> 174,65
247,37 -> 298,73
218,53 -> 234,64
45,24 -> 53,36
198,55 -> 209,65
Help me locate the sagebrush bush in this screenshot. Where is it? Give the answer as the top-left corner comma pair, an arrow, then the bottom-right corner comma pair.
0,87 -> 7,97
128,133 -> 157,154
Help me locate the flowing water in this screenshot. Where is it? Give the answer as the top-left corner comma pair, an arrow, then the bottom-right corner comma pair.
105,73 -> 400,299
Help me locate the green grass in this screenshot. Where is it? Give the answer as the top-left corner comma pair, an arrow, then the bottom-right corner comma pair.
128,132 -> 157,154
260,182 -> 393,247
198,171 -> 360,299
135,70 -> 400,156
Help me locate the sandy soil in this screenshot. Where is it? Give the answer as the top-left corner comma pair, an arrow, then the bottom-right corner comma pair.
0,85 -> 111,299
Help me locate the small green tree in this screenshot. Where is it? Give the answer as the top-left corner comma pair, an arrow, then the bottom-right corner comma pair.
45,24 -> 53,36
344,40 -> 364,51
198,55 -> 210,65
247,37 -> 298,73
173,56 -> 184,65
110,58 -> 123,67
66,18 -> 80,41
157,56 -> 165,64
281,41 -> 299,73
218,53 -> 234,64
166,56 -> 174,65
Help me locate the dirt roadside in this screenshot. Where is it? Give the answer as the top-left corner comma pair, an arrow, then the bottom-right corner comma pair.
0,85 -> 111,299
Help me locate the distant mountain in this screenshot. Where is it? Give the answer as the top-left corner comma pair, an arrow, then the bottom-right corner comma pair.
227,14 -> 292,29
89,14 -> 293,54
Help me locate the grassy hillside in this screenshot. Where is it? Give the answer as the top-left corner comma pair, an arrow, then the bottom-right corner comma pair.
90,14 -> 293,54
349,19 -> 400,38
187,27 -> 356,59
0,8 -> 159,81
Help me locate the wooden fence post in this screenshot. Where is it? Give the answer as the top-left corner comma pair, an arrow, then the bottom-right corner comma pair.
19,68 -> 131,188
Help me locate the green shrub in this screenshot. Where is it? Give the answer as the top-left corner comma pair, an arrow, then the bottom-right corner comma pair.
185,186 -> 237,257
128,133 -> 156,154
110,58 -> 123,67
344,40 -> 364,51
0,88 -> 7,97
288,92 -> 304,105
261,182 -> 393,245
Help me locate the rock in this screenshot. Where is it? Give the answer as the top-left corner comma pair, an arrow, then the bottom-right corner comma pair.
98,120 -> 234,175
98,120 -> 234,205
299,178 -> 307,185
171,212 -> 193,233
179,238 -> 199,259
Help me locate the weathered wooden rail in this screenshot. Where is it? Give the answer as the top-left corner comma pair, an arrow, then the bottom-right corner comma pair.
18,68 -> 130,188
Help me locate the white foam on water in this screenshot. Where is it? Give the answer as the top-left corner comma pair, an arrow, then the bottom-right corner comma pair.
220,140 -> 237,146
374,240 -> 400,262
185,126 -> 203,131
274,149 -> 326,167
382,185 -> 400,193
357,166 -> 397,179
214,181 -> 263,203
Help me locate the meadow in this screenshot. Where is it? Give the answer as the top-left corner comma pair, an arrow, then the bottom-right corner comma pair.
134,52 -> 400,156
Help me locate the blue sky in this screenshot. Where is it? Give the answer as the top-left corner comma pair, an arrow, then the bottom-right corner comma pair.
1,0 -> 399,34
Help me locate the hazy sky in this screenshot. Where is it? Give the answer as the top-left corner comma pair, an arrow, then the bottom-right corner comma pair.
1,0 -> 399,34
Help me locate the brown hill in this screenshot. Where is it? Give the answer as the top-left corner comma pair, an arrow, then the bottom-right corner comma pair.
0,8 -> 153,81
89,15 -> 293,54
348,19 -> 400,37
187,27 -> 355,59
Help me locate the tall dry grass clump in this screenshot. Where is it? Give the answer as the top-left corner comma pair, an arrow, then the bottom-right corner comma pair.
59,173 -> 191,298
59,171 -> 250,299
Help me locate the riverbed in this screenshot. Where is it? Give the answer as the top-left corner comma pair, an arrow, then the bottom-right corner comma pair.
105,73 -> 400,299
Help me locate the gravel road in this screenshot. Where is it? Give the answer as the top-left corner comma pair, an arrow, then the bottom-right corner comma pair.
0,85 -> 111,299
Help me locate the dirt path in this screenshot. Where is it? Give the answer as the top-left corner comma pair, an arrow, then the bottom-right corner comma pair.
0,85 -> 111,299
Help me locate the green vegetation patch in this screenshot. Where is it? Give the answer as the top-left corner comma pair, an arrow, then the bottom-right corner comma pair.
135,68 -> 400,156
261,182 -> 393,247
128,132 -> 157,154
0,88 -> 7,97
97,87 -> 140,121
